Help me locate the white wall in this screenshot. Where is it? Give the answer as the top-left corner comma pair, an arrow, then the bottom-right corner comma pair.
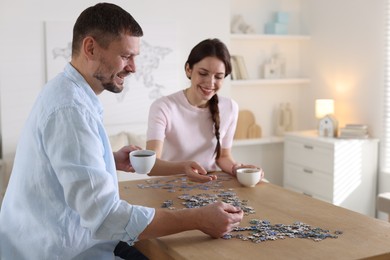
301,0 -> 388,204
0,0 -> 230,196
300,0 -> 385,135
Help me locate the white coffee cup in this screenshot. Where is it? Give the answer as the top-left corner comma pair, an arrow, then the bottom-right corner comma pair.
236,168 -> 261,187
129,150 -> 156,174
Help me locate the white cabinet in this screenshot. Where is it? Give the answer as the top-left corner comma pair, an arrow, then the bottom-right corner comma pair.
283,131 -> 379,217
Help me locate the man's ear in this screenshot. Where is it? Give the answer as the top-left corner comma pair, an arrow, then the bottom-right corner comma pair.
82,36 -> 96,60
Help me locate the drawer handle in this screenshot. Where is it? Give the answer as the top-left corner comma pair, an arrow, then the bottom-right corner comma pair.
303,145 -> 314,150
303,192 -> 313,197
303,168 -> 313,174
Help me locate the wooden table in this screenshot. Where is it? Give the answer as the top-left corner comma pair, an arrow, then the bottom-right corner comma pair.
119,173 -> 390,260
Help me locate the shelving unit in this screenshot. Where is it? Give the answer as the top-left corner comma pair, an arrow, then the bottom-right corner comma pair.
229,0 -> 308,186
229,2 -> 311,137
229,31 -> 310,137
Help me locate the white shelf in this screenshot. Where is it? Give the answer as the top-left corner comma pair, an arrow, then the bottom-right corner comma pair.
233,136 -> 284,147
231,34 -> 311,41
231,78 -> 310,86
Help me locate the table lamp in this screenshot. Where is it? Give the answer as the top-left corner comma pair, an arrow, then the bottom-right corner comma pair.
315,99 -> 338,137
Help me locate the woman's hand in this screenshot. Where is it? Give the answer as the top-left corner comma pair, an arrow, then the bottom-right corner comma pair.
183,161 -> 217,183
113,145 -> 142,172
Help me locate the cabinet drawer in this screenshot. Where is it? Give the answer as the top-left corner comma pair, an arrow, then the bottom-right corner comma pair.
284,163 -> 333,201
285,140 -> 334,173
284,185 -> 331,203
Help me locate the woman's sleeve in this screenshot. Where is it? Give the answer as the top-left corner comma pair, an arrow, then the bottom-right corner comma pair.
147,98 -> 169,142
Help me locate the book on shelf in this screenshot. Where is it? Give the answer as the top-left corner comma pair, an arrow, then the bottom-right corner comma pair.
345,124 -> 368,130
231,55 -> 241,80
339,124 -> 369,139
231,55 -> 249,80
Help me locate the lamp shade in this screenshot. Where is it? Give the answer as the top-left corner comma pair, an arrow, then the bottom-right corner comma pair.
315,99 -> 334,118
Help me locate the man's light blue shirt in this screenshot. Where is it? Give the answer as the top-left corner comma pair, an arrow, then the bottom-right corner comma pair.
0,63 -> 155,259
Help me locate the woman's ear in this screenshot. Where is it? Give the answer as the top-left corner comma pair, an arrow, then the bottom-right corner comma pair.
185,63 -> 192,79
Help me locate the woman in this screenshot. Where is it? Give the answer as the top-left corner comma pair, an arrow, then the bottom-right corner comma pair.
146,38 -> 264,182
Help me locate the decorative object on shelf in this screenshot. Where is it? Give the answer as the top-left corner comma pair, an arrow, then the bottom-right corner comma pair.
234,110 -> 261,139
231,15 -> 255,34
275,52 -> 286,77
339,124 -> 369,139
231,55 -> 249,80
315,99 -> 338,137
275,103 -> 285,136
275,102 -> 293,136
284,103 -> 293,131
318,115 -> 338,138
265,12 -> 289,35
262,52 -> 286,79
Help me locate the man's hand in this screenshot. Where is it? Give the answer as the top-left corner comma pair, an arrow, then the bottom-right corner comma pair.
195,202 -> 244,238
114,145 -> 142,172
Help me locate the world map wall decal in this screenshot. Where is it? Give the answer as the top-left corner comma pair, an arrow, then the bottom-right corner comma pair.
45,21 -> 179,126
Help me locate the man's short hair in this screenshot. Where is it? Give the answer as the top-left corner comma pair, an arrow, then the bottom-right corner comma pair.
72,3 -> 143,57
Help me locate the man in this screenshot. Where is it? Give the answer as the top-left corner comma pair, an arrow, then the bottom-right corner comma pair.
0,3 -> 243,259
